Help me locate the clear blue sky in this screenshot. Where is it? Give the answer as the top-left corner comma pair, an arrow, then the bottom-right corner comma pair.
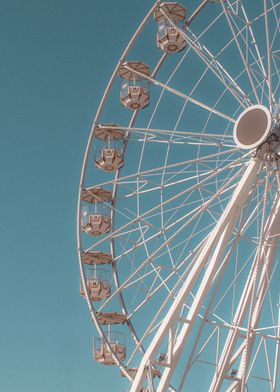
0,1 -> 148,391
1,1 -> 279,391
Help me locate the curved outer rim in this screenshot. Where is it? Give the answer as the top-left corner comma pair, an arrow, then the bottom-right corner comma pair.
77,0 -> 165,382
233,104 -> 272,150
77,0 -> 280,388
77,0 -> 241,383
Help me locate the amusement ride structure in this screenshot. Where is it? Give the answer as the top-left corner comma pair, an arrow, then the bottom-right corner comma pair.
77,1 -> 280,390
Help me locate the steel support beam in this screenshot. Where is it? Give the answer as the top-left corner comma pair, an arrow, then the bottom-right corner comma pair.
130,158 -> 261,392
210,192 -> 280,392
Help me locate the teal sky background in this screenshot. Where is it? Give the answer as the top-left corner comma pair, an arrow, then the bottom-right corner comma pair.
0,1 -> 149,391
1,1 -> 279,391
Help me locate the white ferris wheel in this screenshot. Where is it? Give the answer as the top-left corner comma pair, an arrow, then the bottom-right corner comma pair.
77,1 -> 280,391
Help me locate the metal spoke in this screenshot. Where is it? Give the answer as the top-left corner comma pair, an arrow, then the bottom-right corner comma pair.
122,63 -> 236,123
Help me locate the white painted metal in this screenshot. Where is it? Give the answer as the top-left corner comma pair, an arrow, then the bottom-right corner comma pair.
233,105 -> 272,149
77,0 -> 280,390
122,62 -> 236,123
209,191 -> 280,392
131,158 -> 261,391
77,1 -> 163,381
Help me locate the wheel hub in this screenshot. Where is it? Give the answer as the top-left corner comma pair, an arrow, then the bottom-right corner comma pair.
233,105 -> 272,150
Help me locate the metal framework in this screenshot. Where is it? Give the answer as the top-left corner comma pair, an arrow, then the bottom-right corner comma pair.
77,1 -> 280,391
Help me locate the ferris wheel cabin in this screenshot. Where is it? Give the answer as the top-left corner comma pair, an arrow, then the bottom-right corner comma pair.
81,205 -> 111,236
93,332 -> 126,365
80,267 -> 111,301
94,124 -> 125,171
119,62 -> 150,110
154,2 -> 187,53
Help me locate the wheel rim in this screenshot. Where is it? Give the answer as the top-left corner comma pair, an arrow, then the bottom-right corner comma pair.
77,1 -> 280,391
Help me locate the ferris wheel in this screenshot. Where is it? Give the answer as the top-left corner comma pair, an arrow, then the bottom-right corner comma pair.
77,1 -> 280,391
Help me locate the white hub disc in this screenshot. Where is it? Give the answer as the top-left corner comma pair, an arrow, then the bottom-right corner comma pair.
233,105 -> 272,149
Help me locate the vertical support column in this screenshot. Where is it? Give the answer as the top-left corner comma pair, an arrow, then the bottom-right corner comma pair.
210,192 -> 280,392
131,158 -> 261,392
272,301 -> 280,391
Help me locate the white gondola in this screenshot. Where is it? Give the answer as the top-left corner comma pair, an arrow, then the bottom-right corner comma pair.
81,205 -> 111,236
93,332 -> 126,365
119,62 -> 150,110
95,148 -> 124,172
94,123 -> 125,172
154,2 -> 187,53
80,268 -> 111,301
